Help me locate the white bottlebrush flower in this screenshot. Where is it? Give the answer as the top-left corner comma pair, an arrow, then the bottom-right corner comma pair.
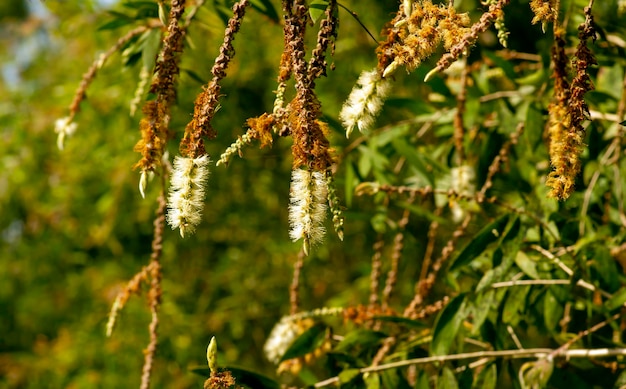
54,116 -> 77,150
339,68 -> 391,138
263,317 -> 313,365
166,154 -> 210,237
289,169 -> 328,255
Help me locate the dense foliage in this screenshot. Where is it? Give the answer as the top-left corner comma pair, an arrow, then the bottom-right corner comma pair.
2,0 -> 626,388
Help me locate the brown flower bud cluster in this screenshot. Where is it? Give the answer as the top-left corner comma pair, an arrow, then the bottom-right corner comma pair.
377,0 -> 471,76
530,0 -> 558,26
546,7 -> 597,200
181,0 -> 249,158
134,0 -> 187,176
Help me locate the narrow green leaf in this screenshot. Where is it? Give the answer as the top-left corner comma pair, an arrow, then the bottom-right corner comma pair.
249,0 -> 280,23
431,294 -> 466,356
449,214 -> 510,272
515,251 -> 539,280
339,368 -> 361,384
472,363 -> 497,389
483,50 -> 517,81
335,329 -> 387,353
141,28 -> 162,69
471,289 -> 495,334
365,372 -> 381,389
396,201 -> 447,224
415,371 -> 430,389
98,17 -> 134,31
543,289 -> 564,332
590,245 -> 620,292
371,315 -> 427,329
437,367 -> 459,389
280,323 -> 326,362
502,285 -> 530,325
391,138 -> 434,184
605,286 -> 626,311
182,68 -> 206,85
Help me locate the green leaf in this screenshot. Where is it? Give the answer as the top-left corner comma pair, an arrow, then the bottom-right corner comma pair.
605,286 -> 626,311
415,371 -> 430,389
396,201 -> 446,224
365,372 -> 381,389
449,214 -> 510,272
437,367 -> 459,389
190,367 -> 280,389
182,68 -> 206,85
249,0 -> 280,23
472,363 -> 496,389
98,16 -> 134,31
335,329 -> 387,353
543,289 -> 564,332
392,138 -> 434,184
309,0 -> 329,24
431,294 -> 466,356
339,368 -> 361,384
280,323 -> 326,362
141,28 -> 162,69
371,315 -> 427,329
483,50 -> 517,81
502,285 -> 530,325
515,251 -> 539,280
523,103 -> 544,151
471,289 -> 495,334
590,245 -> 620,292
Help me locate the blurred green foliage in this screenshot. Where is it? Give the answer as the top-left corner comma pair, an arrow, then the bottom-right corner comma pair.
2,0 -> 626,388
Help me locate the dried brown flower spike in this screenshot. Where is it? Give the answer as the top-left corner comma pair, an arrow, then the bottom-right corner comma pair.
546,6 -> 596,200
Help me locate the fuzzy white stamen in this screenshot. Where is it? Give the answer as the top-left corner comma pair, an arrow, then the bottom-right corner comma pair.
339,69 -> 391,138
288,169 -> 328,255
54,117 -> 77,151
263,317 -> 313,365
166,155 -> 210,237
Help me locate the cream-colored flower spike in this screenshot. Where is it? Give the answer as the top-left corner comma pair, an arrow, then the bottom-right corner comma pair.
339,69 -> 391,138
288,169 -> 328,255
166,155 -> 210,237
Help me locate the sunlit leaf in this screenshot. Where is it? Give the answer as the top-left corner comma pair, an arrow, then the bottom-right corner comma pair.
449,214 -> 510,272
335,329 -> 387,353
431,294 -> 466,356
437,367 -> 459,389
280,323 -> 326,362
339,368 -> 361,384
309,0 -> 329,24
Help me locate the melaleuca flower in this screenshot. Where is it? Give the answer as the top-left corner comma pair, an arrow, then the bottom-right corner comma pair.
54,116 -> 77,151
263,317 -> 313,365
289,169 -> 328,255
166,155 -> 210,237
339,69 -> 391,138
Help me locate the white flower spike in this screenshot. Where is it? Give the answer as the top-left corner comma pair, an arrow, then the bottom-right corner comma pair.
166,155 -> 211,237
288,169 -> 328,255
339,69 -> 391,138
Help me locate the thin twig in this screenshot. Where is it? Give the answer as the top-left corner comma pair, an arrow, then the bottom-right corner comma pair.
313,347 -> 626,387
290,249 -> 306,315
68,25 -> 153,119
337,2 -> 378,44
